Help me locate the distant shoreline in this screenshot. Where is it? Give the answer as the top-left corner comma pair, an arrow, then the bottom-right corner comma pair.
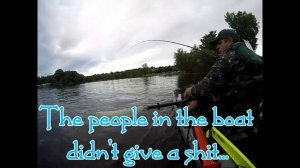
37,71 -> 185,88
37,65 -> 179,87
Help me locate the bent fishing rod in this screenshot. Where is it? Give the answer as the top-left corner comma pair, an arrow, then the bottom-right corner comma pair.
132,40 -> 195,49
128,39 -> 215,57
127,39 -> 214,110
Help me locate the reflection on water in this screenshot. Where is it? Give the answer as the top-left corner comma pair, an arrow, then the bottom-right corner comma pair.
38,74 -> 202,168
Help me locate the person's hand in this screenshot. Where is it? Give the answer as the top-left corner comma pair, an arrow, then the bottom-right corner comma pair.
184,86 -> 198,113
188,101 -> 198,113
184,87 -> 193,100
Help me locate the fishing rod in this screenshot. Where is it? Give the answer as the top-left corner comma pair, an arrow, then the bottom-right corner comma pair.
133,40 -> 195,49
96,97 -> 198,117
147,97 -> 197,110
123,39 -> 216,110
128,39 -> 216,57
127,39 -> 212,110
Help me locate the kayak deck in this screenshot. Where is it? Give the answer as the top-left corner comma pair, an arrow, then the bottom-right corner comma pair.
172,89 -> 243,168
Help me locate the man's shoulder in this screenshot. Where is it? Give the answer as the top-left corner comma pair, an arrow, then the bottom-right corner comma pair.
215,50 -> 240,67
232,42 -> 263,65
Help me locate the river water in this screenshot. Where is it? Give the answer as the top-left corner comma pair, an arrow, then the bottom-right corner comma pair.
38,74 -> 204,168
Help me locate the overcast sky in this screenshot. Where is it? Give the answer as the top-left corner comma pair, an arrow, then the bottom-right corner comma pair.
38,0 -> 262,76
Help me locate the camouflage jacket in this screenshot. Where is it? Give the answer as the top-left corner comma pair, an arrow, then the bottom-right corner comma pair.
191,42 -> 262,105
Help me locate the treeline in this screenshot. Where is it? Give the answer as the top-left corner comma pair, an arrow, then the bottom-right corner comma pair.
38,69 -> 85,87
174,31 -> 217,74
174,11 -> 260,74
38,65 -> 178,86
84,64 -> 177,82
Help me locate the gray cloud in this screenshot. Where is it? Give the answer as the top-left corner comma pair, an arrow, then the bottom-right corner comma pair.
38,0 -> 262,76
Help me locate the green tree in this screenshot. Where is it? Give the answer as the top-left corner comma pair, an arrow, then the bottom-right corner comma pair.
225,11 -> 260,50
141,63 -> 151,75
50,69 -> 84,87
174,31 -> 216,74
142,63 -> 148,68
174,48 -> 189,72
52,69 -> 65,85
199,30 -> 218,53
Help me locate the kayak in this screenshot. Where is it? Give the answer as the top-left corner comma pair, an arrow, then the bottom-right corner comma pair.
94,89 -> 256,167
173,89 -> 221,168
172,89 -> 255,168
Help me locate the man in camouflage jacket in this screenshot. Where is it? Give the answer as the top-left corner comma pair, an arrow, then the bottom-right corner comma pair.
184,29 -> 263,116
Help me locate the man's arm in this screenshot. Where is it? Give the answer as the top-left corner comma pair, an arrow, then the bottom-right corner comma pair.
187,51 -> 239,99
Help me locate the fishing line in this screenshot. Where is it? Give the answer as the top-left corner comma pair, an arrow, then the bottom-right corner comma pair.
127,39 -> 215,57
